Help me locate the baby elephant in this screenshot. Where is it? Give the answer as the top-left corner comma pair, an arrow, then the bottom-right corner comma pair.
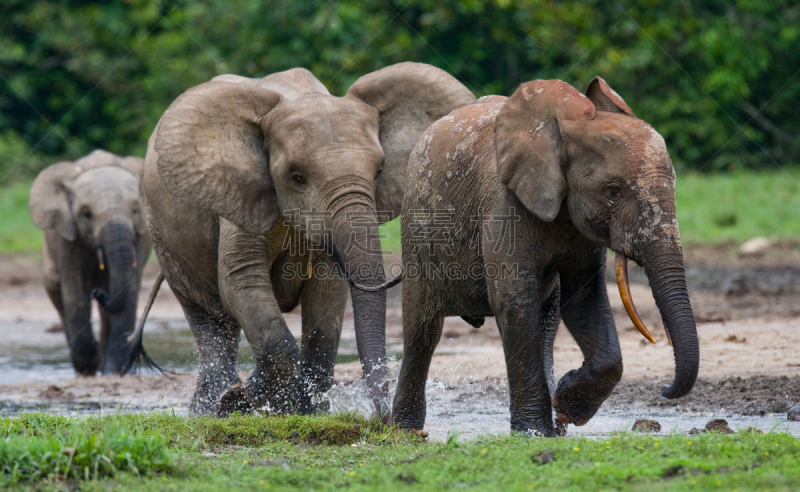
29,150 -> 152,376
393,78 -> 700,436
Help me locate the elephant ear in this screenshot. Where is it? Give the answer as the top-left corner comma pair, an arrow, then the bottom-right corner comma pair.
29,161 -> 82,240
153,79 -> 284,235
215,68 -> 329,99
346,62 -> 476,222
585,77 -> 634,116
495,80 -> 595,222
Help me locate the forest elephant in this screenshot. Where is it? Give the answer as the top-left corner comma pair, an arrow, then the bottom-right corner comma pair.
29,150 -> 152,376
392,78 -> 699,436
142,62 -> 475,417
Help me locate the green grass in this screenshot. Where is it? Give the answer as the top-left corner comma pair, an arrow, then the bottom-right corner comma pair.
674,168 -> 800,243
1,413 -> 799,490
0,180 -> 42,252
3,169 -> 799,254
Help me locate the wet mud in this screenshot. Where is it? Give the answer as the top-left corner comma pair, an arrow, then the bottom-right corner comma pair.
0,243 -> 798,438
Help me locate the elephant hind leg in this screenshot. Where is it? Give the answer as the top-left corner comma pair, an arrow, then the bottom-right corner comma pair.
393,285 -> 445,430
182,304 -> 244,416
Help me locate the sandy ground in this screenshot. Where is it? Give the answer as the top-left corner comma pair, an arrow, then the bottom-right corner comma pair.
0,243 -> 798,417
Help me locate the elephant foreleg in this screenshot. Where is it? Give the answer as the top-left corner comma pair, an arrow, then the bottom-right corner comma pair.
540,278 -> 567,436
299,254 -> 347,411
218,220 -> 305,414
492,272 -> 554,436
58,238 -> 100,375
554,248 -> 623,426
42,240 -> 67,331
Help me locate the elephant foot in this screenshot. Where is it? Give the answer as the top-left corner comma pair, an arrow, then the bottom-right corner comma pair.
216,384 -> 254,418
552,394 -> 591,427
391,410 -> 426,432
246,369 -> 311,414
552,367 -> 618,426
70,346 -> 101,376
510,403 -> 556,437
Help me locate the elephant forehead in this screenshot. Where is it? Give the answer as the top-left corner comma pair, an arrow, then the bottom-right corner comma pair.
268,96 -> 381,153
579,115 -> 673,179
71,168 -> 141,203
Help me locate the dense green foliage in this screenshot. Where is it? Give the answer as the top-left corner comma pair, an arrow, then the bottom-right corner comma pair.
1,0 -> 799,182
2,413 -> 799,490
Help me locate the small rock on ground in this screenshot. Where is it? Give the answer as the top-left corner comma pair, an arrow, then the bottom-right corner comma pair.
531,448 -> 554,465
788,405 -> 800,421
631,419 -> 661,433
705,418 -> 734,434
740,237 -> 771,255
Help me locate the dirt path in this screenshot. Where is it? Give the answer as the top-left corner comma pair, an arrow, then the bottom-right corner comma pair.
0,244 -> 798,417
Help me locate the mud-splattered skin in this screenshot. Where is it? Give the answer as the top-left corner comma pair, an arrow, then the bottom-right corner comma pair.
394,79 -> 699,436
143,63 -> 475,417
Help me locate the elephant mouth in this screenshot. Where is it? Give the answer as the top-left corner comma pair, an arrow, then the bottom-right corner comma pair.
614,251 -> 665,345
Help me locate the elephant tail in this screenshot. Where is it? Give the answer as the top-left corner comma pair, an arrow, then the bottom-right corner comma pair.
120,271 -> 165,376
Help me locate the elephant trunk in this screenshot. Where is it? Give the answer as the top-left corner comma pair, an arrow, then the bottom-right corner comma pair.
643,241 -> 699,399
329,206 -> 390,420
92,223 -> 136,315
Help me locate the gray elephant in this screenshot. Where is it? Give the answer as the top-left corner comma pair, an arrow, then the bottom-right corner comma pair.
142,62 -> 475,417
392,78 -> 699,436
29,150 -> 152,375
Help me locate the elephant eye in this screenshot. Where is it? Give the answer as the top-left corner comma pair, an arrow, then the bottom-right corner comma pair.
80,208 -> 93,220
607,186 -> 622,200
291,173 -> 306,186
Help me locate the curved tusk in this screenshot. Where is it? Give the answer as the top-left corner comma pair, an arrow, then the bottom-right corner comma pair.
349,272 -> 403,292
96,248 -> 105,271
615,252 -> 656,344
307,250 -> 316,279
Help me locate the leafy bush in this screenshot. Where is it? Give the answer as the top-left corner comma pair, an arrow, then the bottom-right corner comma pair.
2,0 -> 798,178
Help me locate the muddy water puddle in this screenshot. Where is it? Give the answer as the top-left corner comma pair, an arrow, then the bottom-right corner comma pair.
327,377 -> 800,440
2,311 -> 798,441
0,319 -> 402,385
1,374 -> 796,441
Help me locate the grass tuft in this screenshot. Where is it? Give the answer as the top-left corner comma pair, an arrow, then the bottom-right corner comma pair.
1,415 -> 178,484
1,413 -> 799,489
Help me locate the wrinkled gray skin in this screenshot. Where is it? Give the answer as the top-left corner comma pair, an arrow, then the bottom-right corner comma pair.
29,150 -> 151,375
394,78 -> 699,436
142,63 -> 475,417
